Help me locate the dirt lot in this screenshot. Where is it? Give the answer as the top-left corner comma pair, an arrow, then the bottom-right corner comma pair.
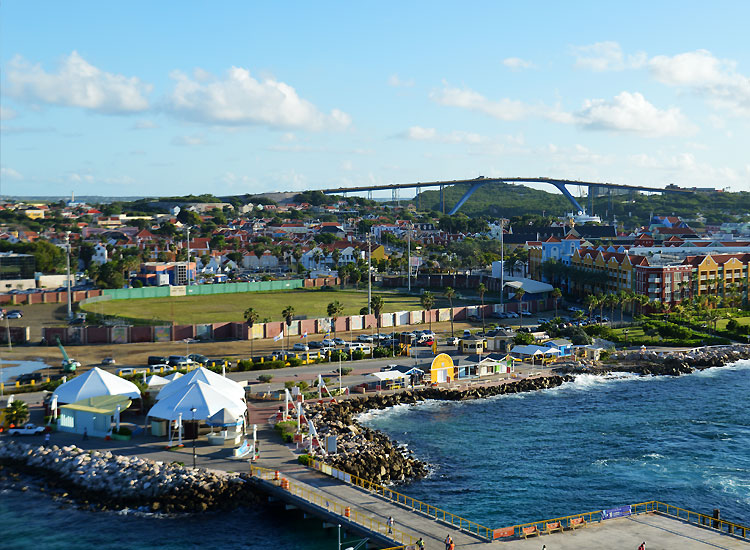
0,318 -> 488,373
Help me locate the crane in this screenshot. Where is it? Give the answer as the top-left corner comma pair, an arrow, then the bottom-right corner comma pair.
56,337 -> 80,373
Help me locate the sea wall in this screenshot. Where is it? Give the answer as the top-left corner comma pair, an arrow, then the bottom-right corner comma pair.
305,375 -> 573,484
603,344 -> 750,376
0,441 -> 259,513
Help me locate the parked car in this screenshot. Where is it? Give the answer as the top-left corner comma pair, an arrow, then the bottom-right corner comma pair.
446,336 -> 459,346
506,312 -> 519,318
418,339 -> 435,347
358,334 -> 374,342
168,355 -> 194,367
292,343 -> 309,352
380,364 -> 397,371
101,357 -> 116,366
321,339 -> 335,347
16,372 -> 43,384
308,340 -> 323,349
148,356 -> 169,366
333,338 -> 346,346
188,354 -> 208,365
116,367 -> 135,376
7,423 -> 45,436
537,318 -> 550,325
6,310 -> 23,319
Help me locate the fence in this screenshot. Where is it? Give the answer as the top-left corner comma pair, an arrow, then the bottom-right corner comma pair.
309,459 -> 494,540
250,465 -> 414,545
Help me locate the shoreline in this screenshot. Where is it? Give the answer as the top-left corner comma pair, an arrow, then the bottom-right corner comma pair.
1,344 -> 748,514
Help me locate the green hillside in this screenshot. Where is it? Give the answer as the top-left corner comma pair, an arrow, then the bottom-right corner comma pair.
415,182 -> 750,227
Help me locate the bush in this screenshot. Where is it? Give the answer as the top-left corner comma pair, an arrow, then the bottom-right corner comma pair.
373,346 -> 393,358
329,349 -> 348,361
237,359 -> 253,371
257,374 -> 273,383
514,332 -> 534,345
288,358 -> 303,367
340,366 -> 352,375
113,426 -> 132,436
351,350 -> 365,361
298,454 -> 313,466
656,322 -> 692,340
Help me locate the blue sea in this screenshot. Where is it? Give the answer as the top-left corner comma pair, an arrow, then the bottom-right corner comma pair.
2,362 -> 749,548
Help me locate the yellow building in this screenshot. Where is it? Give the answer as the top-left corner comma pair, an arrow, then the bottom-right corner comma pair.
24,209 -> 46,220
429,353 -> 455,384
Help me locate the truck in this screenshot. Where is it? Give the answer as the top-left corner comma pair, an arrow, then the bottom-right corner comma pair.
7,423 -> 45,436
56,337 -> 80,373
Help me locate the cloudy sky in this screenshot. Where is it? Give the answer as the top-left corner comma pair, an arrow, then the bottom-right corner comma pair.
1,2 -> 749,198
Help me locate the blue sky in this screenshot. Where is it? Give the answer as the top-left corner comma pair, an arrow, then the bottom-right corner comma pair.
1,2 -> 749,198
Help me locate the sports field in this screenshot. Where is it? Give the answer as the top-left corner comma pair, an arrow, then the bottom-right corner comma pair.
81,289 -> 459,325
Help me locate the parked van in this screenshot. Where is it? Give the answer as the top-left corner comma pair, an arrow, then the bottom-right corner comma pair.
463,329 -> 472,338
116,367 -> 134,376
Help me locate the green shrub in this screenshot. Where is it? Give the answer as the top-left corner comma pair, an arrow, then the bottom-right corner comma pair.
373,346 -> 393,358
113,426 -> 132,436
288,358 -> 303,367
656,322 -> 692,340
351,350 -> 365,361
237,359 -> 253,371
340,366 -> 352,375
257,374 -> 273,383
514,332 -> 534,345
298,454 -> 313,466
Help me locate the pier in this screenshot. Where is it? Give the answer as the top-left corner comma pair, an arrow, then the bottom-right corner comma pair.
251,426 -> 750,549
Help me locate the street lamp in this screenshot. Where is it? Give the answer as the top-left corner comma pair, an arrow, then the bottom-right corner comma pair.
65,231 -> 72,320
190,407 -> 197,468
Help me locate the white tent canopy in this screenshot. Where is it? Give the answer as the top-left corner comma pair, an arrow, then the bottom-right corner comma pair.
147,380 -> 246,421
164,372 -> 183,381
52,367 -> 141,404
145,374 -> 169,387
156,367 -> 245,402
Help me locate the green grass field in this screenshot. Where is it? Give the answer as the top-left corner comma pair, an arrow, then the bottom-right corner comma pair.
81,289 -> 459,325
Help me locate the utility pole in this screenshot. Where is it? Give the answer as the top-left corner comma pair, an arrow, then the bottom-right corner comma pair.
367,235 -> 372,314
407,224 -> 411,292
500,220 -> 505,310
186,226 -> 191,286
65,231 -> 72,319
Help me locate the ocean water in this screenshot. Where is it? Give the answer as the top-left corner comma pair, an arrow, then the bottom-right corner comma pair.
2,363 -> 748,548
360,362 -> 750,527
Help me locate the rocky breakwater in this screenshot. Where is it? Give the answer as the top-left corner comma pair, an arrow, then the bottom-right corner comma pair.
305,375 -> 573,485
0,440 -> 259,513
605,344 -> 750,376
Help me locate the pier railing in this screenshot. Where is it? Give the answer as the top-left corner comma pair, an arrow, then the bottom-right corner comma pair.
250,465 -> 415,545
641,501 -> 748,539
308,459 -> 494,540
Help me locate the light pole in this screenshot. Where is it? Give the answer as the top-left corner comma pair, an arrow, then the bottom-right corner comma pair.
407,225 -> 411,292
190,407 -> 197,468
65,231 -> 72,319
367,235 -> 372,315
185,226 -> 191,286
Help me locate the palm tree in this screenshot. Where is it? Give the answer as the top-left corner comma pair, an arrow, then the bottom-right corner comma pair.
584,294 -> 598,322
605,293 -> 617,327
281,305 -> 295,352
327,300 -> 344,340
617,290 -> 629,326
312,250 -> 323,271
4,400 -> 29,426
421,291 -> 435,334
444,286 -> 456,337
551,288 -> 562,319
370,295 -> 385,330
477,283 -> 487,333
515,287 -> 526,314
244,307 -> 259,360
331,248 -> 341,269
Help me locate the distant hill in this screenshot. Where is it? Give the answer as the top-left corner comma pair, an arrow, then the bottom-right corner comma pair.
414,182 -> 750,227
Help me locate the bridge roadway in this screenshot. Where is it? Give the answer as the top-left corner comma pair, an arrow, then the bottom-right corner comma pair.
251,421 -> 750,549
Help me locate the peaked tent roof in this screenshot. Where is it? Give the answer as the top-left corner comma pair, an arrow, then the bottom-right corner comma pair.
156,366 -> 245,402
145,374 -> 170,387
53,367 -> 141,404
147,380 -> 246,421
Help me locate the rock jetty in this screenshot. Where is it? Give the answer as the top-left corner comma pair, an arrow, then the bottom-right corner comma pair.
305,374 -> 573,484
603,344 -> 750,376
0,440 -> 259,513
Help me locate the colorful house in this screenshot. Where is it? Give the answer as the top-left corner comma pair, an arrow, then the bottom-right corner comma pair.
429,353 -> 456,384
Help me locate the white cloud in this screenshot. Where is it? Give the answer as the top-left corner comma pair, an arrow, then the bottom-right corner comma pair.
6,51 -> 151,113
629,151 -> 740,184
132,119 -> 157,129
649,49 -> 750,116
402,126 -> 485,144
431,85 -> 531,120
166,67 -> 351,130
1,167 -> 23,180
171,134 -> 205,146
502,57 -> 534,70
0,106 -> 17,120
431,83 -> 574,124
571,41 -> 646,71
576,91 -> 694,137
388,74 -> 415,87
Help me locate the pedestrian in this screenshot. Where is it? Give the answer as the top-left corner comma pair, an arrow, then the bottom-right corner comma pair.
387,516 -> 394,534
638,543 -> 646,550
444,535 -> 453,550
83,427 -> 88,440
416,538 -> 425,550
44,432 -> 50,447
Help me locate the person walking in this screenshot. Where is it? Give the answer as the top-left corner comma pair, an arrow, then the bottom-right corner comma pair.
444,535 -> 453,550
638,543 -> 646,550
416,538 -> 425,550
387,516 -> 394,534
83,427 -> 88,440
43,432 -> 50,447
